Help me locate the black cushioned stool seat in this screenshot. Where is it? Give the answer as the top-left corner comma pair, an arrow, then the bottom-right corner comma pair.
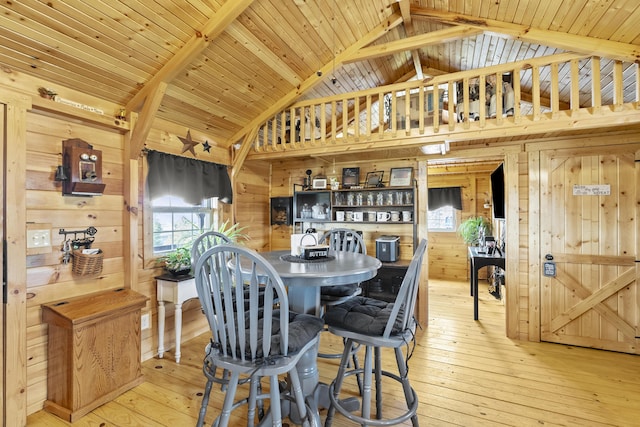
324,239 -> 427,427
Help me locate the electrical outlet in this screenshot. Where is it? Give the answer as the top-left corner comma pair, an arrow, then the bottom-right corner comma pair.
27,229 -> 51,249
141,313 -> 150,330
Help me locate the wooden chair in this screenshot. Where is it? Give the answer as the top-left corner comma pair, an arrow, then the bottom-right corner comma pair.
191,230 -> 231,267
317,228 -> 366,391
193,243 -> 323,427
318,228 -> 366,313
323,239 -> 427,427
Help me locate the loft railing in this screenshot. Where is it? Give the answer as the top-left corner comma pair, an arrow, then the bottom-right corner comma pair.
252,53 -> 639,154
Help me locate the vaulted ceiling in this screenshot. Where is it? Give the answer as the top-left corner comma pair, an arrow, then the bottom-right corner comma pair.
2,0 -> 639,155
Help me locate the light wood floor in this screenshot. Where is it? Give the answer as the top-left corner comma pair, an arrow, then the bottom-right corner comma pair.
28,279 -> 640,426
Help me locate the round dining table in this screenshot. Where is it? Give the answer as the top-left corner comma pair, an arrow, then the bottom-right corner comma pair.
258,250 -> 382,315
254,249 -> 381,424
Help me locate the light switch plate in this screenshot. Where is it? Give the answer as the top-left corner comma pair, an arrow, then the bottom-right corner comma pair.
26,223 -> 52,255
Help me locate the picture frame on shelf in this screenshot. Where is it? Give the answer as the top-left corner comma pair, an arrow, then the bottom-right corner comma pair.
342,167 -> 360,189
312,178 -> 327,189
389,167 -> 413,187
365,171 -> 384,188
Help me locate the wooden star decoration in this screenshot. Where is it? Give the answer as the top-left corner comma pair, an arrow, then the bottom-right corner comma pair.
178,130 -> 199,156
202,140 -> 211,152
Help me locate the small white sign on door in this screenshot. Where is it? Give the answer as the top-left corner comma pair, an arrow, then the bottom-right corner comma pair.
573,184 -> 610,196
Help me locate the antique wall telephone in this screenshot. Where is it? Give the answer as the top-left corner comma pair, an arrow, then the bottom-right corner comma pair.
61,138 -> 106,196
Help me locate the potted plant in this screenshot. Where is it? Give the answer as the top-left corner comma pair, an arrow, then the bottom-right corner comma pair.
157,220 -> 250,276
158,247 -> 192,276
458,216 -> 492,246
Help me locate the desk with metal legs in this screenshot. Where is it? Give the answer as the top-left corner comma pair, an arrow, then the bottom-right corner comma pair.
468,246 -> 505,320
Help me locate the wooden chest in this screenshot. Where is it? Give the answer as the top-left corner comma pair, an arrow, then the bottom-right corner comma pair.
41,288 -> 148,422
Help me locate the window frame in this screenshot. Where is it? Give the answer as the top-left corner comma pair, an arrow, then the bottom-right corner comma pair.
150,195 -> 219,256
427,204 -> 459,232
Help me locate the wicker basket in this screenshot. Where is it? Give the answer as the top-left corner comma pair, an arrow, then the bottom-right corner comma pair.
72,249 -> 103,276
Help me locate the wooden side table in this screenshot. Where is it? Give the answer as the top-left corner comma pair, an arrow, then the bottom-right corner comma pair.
156,273 -> 198,363
41,288 -> 148,422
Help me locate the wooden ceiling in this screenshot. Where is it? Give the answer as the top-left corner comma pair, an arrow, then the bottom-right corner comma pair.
2,0 -> 639,155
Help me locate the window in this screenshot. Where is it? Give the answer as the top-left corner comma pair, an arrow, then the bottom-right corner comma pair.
151,196 -> 219,255
428,205 -> 457,232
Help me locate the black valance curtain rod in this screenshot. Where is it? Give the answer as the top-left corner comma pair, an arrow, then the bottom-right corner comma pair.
146,150 -> 233,204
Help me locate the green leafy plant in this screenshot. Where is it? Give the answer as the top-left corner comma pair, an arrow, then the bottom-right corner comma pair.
458,216 -> 492,246
159,247 -> 191,273
156,220 -> 250,273
216,220 -> 250,243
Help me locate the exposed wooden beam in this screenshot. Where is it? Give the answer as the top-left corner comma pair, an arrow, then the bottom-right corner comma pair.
396,0 -> 423,79
346,26 -> 481,63
126,0 -> 255,113
230,12 -> 404,170
128,82 -> 167,158
231,127 -> 258,180
410,6 -> 640,63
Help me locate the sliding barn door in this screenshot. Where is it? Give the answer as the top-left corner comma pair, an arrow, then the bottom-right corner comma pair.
540,146 -> 640,354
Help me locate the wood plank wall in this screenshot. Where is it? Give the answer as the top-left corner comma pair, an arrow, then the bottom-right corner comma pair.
268,157 -> 497,278
6,70 -> 640,420
269,158 -> 421,262
25,112 -> 127,412
427,165 -> 498,280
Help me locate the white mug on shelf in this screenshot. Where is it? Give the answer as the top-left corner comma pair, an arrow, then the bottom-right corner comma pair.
390,211 -> 400,221
402,211 -> 412,222
335,211 -> 345,221
346,211 -> 354,221
366,211 -> 377,222
376,211 -> 391,222
353,211 -> 364,222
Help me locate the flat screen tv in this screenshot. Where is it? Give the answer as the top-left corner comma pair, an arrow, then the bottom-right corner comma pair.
491,163 -> 505,219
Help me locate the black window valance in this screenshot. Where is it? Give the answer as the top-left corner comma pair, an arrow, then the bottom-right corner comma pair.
428,187 -> 462,211
146,150 -> 233,204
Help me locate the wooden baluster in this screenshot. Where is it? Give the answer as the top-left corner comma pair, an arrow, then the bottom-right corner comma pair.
512,68 -> 521,124
550,63 -> 560,118
495,73 -> 503,125
342,98 -> 348,142
353,96 -> 360,141
378,91 -> 385,138
479,74 -> 486,127
432,85 -> 440,133
331,100 -> 338,144
613,60 -> 623,111
404,90 -> 411,135
591,57 -> 602,114
289,107 -> 295,147
448,81 -> 456,131
320,102 -> 327,145
365,94 -> 372,138
462,77 -> 470,129
532,65 -> 541,121
570,59 -> 580,114
418,85 -> 425,134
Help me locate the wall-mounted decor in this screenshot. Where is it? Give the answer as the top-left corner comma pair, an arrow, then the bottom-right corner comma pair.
271,197 -> 293,225
342,167 -> 360,189
60,139 -> 106,197
389,167 -> 413,187
178,130 -> 199,156
365,171 -> 384,188
312,178 -> 327,189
